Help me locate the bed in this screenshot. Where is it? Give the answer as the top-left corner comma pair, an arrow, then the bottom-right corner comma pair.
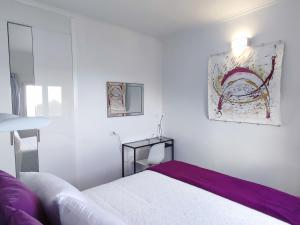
1,160 -> 300,225
84,170 -> 288,225
82,160 -> 300,225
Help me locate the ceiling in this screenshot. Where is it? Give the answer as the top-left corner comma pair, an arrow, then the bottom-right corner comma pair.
21,0 -> 280,37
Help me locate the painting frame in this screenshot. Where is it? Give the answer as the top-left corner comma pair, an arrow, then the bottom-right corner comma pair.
208,41 -> 284,126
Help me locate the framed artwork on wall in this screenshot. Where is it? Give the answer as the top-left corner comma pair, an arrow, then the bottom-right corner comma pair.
107,82 -> 144,117
107,82 -> 127,116
208,41 -> 284,125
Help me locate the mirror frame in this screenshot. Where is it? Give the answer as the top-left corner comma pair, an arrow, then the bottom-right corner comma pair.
7,22 -> 38,178
107,82 -> 144,118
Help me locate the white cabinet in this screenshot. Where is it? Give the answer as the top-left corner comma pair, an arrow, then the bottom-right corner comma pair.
0,20 -> 15,176
0,0 -> 74,182
32,28 -> 76,184
0,23 -> 75,183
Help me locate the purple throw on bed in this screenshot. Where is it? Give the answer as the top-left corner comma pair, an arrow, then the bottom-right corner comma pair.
148,161 -> 300,225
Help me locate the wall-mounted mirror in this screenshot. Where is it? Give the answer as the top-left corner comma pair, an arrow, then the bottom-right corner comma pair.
107,82 -> 144,117
8,22 -> 35,116
8,22 -> 39,178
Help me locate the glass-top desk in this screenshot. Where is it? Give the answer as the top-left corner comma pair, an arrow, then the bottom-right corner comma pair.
122,137 -> 174,177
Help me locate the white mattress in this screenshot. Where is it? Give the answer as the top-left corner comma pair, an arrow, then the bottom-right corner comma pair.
83,171 -> 288,225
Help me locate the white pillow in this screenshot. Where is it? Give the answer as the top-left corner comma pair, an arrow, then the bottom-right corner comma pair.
20,172 -> 86,225
57,194 -> 127,225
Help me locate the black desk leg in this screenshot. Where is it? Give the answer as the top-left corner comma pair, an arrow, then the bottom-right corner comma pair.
134,148 -> 136,174
171,140 -> 174,160
122,145 -> 124,177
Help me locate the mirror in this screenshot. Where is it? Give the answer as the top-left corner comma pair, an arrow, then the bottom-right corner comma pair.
7,22 -> 39,178
8,22 -> 35,116
107,82 -> 144,117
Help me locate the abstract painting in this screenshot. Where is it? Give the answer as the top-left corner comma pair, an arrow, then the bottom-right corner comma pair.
208,41 -> 284,125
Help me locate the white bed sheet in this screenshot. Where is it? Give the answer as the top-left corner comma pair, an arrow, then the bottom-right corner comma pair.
83,171 -> 288,225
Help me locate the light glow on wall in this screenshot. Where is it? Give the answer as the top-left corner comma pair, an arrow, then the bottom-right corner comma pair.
26,85 -> 43,117
48,86 -> 62,117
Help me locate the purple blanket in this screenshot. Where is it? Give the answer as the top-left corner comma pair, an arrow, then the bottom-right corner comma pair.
148,161 -> 300,225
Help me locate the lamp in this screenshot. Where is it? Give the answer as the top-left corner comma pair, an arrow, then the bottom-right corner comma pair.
157,114 -> 164,140
0,113 -> 50,176
231,36 -> 250,57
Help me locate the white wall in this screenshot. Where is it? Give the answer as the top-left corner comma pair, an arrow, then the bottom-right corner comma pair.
162,1 -> 300,195
72,16 -> 162,190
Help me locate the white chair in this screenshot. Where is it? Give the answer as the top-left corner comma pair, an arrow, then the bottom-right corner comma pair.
14,131 -> 38,152
14,131 -> 39,177
136,143 -> 165,168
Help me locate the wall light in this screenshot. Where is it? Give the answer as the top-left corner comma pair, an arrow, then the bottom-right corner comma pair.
231,36 -> 250,57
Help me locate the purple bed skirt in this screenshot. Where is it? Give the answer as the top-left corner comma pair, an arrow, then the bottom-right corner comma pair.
148,161 -> 300,225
